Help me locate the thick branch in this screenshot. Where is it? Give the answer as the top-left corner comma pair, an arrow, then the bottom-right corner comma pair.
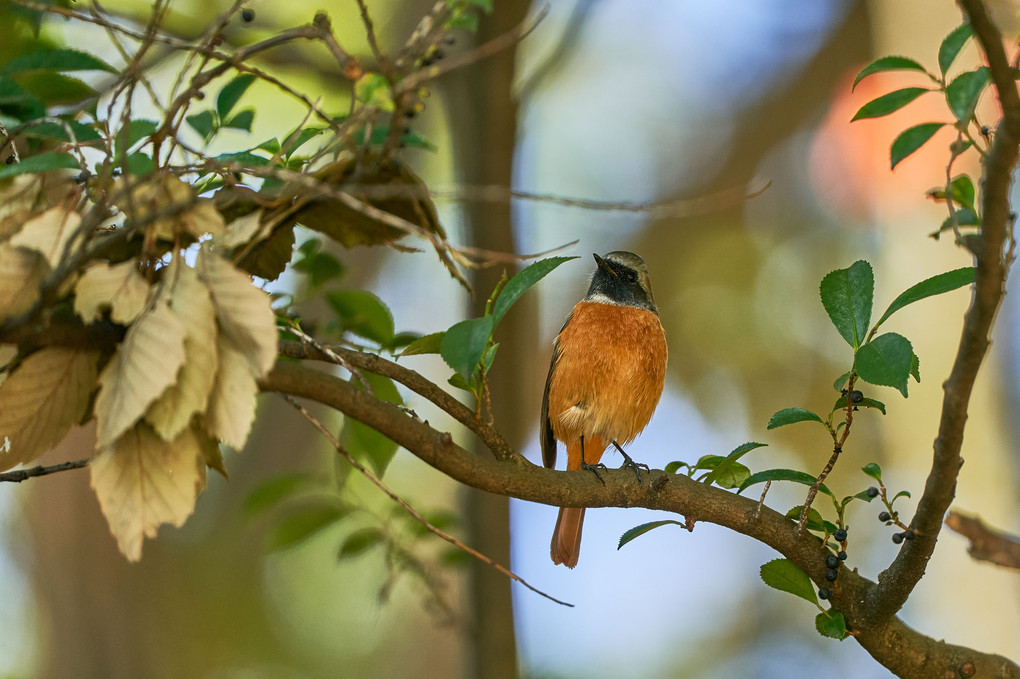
258,361 -> 1019,679
946,511 -> 1020,569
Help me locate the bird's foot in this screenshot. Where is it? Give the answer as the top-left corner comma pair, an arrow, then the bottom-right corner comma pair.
580,461 -> 608,485
613,441 -> 649,483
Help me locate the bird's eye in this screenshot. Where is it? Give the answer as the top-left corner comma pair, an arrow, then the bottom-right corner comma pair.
623,270 -> 638,283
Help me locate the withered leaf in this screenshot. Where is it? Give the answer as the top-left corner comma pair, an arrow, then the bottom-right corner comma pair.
0,244 -> 46,321
204,335 -> 258,449
74,260 -> 150,325
8,206 -> 81,270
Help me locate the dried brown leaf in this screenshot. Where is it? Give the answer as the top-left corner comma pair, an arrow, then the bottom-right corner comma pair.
204,335 -> 259,449
9,206 -> 81,269
74,260 -> 150,325
0,244 -> 46,321
0,347 -> 99,471
94,302 -> 187,449
197,248 -> 277,377
90,422 -> 208,561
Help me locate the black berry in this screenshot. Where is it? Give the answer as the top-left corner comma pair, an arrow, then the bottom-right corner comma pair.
849,390 -> 864,403
834,528 -> 847,542
892,532 -> 904,544
195,91 -> 205,100
818,588 -> 830,600
75,170 -> 90,184
4,155 -> 14,165
879,511 -> 891,522
838,551 -> 847,560
866,487 -> 879,498
904,529 -> 915,540
241,8 -> 255,22
825,569 -> 838,582
825,555 -> 840,569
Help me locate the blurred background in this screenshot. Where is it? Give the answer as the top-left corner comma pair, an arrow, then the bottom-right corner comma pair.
0,0 -> 1017,677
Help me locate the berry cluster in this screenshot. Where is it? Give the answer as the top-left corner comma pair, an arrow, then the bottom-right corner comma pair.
817,527 -> 849,600
867,485 -> 917,544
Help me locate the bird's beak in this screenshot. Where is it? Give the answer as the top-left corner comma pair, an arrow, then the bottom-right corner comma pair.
593,253 -> 616,276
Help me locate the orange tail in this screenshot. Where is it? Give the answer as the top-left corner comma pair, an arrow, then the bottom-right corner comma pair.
550,436 -> 604,568
551,507 -> 586,568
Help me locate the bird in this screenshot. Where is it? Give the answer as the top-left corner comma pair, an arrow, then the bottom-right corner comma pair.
540,251 -> 668,568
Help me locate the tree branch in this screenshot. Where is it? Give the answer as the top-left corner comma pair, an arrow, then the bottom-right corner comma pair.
258,360 -> 1019,679
0,458 -> 89,482
945,511 -> 1020,569
863,0 -> 1019,625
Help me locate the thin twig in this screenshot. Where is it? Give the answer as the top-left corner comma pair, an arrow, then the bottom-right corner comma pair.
281,394 -> 573,607
0,458 -> 89,483
945,510 -> 1020,569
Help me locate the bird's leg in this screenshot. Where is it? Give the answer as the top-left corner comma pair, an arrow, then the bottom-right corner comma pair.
579,435 -> 607,485
612,441 -> 649,483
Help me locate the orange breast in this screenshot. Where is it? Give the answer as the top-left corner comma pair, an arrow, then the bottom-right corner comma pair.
547,301 -> 667,449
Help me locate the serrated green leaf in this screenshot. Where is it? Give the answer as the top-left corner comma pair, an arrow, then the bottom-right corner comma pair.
224,109 -> 254,132
186,109 -> 216,139
816,609 -> 849,640
910,353 -> 920,382
938,23 -> 973,75
400,331 -> 444,356
1,48 -> 116,75
701,442 -> 765,488
862,462 -> 883,482
760,558 -> 818,605
491,256 -> 576,327
440,316 -> 494,380
857,332 -> 913,397
891,123 -> 945,169
851,87 -> 930,121
338,527 -> 385,559
617,519 -> 686,549
820,260 -> 874,349
875,267 -> 974,328
739,469 -> 835,498
852,56 -> 930,91
767,407 -> 824,429
326,290 -> 395,346
786,505 -> 828,533
266,502 -> 350,552
0,152 -> 78,179
217,74 -> 257,119
243,472 -> 318,518
946,67 -> 989,121
832,394 -> 887,415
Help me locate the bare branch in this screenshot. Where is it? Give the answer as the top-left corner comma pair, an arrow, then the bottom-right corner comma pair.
945,511 -> 1020,570
0,458 -> 89,483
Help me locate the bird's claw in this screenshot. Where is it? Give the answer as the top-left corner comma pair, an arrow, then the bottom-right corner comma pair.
581,461 -> 608,485
613,442 -> 649,483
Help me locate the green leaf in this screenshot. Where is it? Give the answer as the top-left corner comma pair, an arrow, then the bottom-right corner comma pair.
447,11 -> 479,32
910,353 -> 920,382
785,505 -> 831,533
326,290 -> 395,346
700,442 -> 766,488
852,56 -> 930,91
223,109 -> 255,132
481,342 -> 499,373
256,137 -> 281,154
664,460 -> 689,474
862,462 -> 883,482
217,74 -> 257,119
266,501 -> 350,552
1,48 -> 116,75
617,520 -> 686,549
875,267 -> 974,328
938,23 -> 973,75
891,123 -> 945,169
186,109 -> 216,139
440,316 -> 494,380
892,489 -> 911,503
819,260 -> 873,349
768,407 -> 824,429
846,489 -> 877,505
213,151 -> 271,166
851,87 -> 930,121
739,469 -> 834,498
114,119 -> 158,159
760,558 -> 818,605
833,372 -> 850,392
400,331 -> 444,356
832,395 -> 887,415
338,527 -> 385,559
946,67 -> 990,121
341,373 -> 402,476
934,207 -> 980,238
282,127 -> 325,158
292,241 -> 344,287
354,72 -> 394,111
0,152 -> 78,179
491,256 -> 576,327
243,472 -> 317,518
856,332 -> 914,397
816,609 -> 849,640
19,120 -> 100,144
125,152 -> 155,176
950,175 -> 976,212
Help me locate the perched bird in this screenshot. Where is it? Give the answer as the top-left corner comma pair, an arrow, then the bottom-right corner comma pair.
541,251 -> 668,568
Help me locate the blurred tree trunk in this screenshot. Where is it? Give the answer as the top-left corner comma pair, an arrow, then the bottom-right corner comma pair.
442,1 -> 531,677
